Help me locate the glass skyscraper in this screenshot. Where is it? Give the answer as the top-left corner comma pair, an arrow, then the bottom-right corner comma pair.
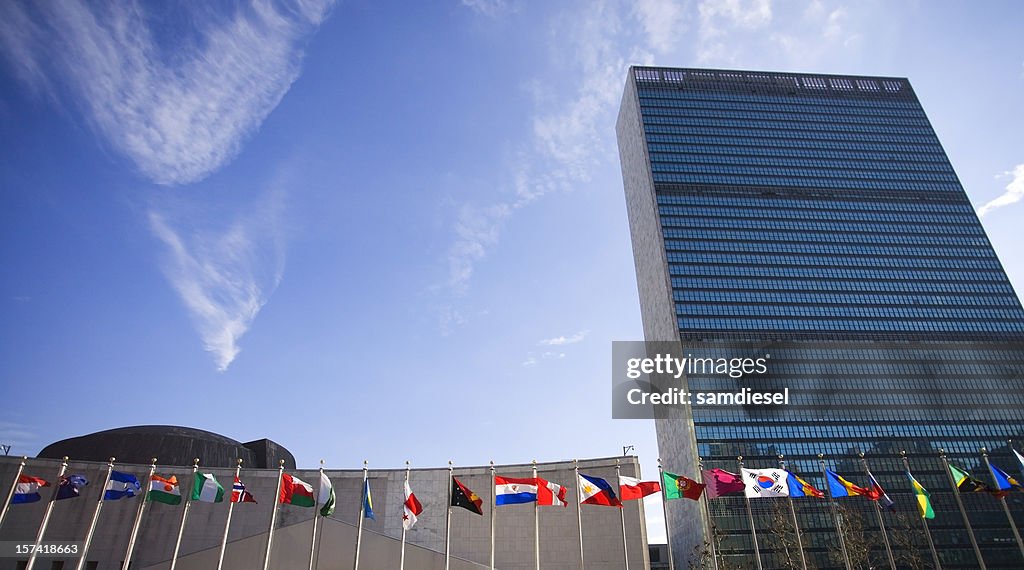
616,67 -> 1024,569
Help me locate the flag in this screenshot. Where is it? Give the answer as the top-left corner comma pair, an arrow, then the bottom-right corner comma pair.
11,475 -> 48,504
702,468 -> 744,499
988,463 -> 1023,493
105,471 -> 141,500
786,473 -> 823,498
948,464 -> 992,493
452,477 -> 484,514
1013,448 -> 1024,475
231,476 -> 256,503
148,474 -> 182,505
742,468 -> 789,498
907,472 -> 934,519
494,476 -> 567,507
825,470 -> 870,498
403,481 -> 423,530
662,471 -> 704,501
619,475 -> 661,501
319,472 -> 335,517
362,478 -> 375,520
192,472 -> 225,503
867,471 -> 896,511
281,473 -> 315,507
56,474 -> 89,500
578,473 -> 622,507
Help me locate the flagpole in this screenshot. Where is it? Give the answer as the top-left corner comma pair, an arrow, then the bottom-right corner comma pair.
25,456 -> 68,570
354,460 -> 369,570
900,451 -> 941,570
574,459 -> 585,570
698,457 -> 720,570
777,455 -> 807,570
818,453 -> 852,570
76,457 -> 116,570
737,456 -> 762,570
489,460 -> 496,570
938,448 -> 986,569
532,459 -> 540,570
656,459 -> 676,570
858,453 -> 896,570
263,459 -> 285,570
0,456 -> 27,529
169,458 -> 199,570
614,459 -> 630,570
308,459 -> 324,570
123,458 -> 157,570
445,460 -> 453,570
217,459 -> 243,570
982,447 -> 1024,561
400,460 -> 410,570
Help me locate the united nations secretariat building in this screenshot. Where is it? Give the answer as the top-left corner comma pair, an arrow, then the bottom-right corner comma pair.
0,426 -> 651,569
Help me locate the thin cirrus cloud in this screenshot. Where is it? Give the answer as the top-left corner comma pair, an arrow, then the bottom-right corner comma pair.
443,0 -> 644,304
0,1 -> 332,370
149,190 -> 286,371
0,0 -> 334,186
977,164 -> 1024,218
539,330 -> 590,346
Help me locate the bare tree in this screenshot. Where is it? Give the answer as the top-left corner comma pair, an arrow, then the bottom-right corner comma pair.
768,500 -> 803,570
832,503 -> 873,569
890,511 -> 927,570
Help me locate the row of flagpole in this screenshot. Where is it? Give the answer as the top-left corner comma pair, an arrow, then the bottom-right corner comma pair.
8,445 -> 1024,569
692,445 -> 1024,570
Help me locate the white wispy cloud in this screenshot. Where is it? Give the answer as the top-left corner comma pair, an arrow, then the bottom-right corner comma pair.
149,189 -> 286,371
444,0 -> 637,303
0,0 -> 334,185
539,330 -> 590,346
978,164 -> 1024,217
461,0 -> 513,18
696,0 -> 773,64
632,0 -> 688,54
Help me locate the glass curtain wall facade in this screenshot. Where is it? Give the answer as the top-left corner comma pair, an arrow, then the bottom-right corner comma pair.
616,67 -> 1024,569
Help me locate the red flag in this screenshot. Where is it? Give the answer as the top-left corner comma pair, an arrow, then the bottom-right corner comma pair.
231,476 -> 257,503
403,481 -> 423,530
619,475 -> 661,501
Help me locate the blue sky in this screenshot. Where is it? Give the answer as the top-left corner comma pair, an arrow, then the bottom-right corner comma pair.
1,0 -> 1022,541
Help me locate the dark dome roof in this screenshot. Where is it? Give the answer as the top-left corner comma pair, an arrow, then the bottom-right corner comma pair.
38,425 -> 295,469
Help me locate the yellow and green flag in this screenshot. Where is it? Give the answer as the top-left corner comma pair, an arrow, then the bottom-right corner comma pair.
906,471 -> 934,519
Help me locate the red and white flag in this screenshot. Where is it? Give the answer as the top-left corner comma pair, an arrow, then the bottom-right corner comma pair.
231,476 -> 257,503
403,481 -> 423,530
619,475 -> 661,501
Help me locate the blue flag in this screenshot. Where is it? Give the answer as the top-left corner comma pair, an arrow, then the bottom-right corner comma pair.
104,471 -> 142,500
362,478 -> 375,520
56,474 -> 89,500
989,463 -> 1022,492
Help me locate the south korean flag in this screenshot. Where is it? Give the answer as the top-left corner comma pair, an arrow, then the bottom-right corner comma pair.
742,468 -> 790,498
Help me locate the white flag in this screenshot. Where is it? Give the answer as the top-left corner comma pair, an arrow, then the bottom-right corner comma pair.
741,468 -> 789,498
403,481 -> 423,530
